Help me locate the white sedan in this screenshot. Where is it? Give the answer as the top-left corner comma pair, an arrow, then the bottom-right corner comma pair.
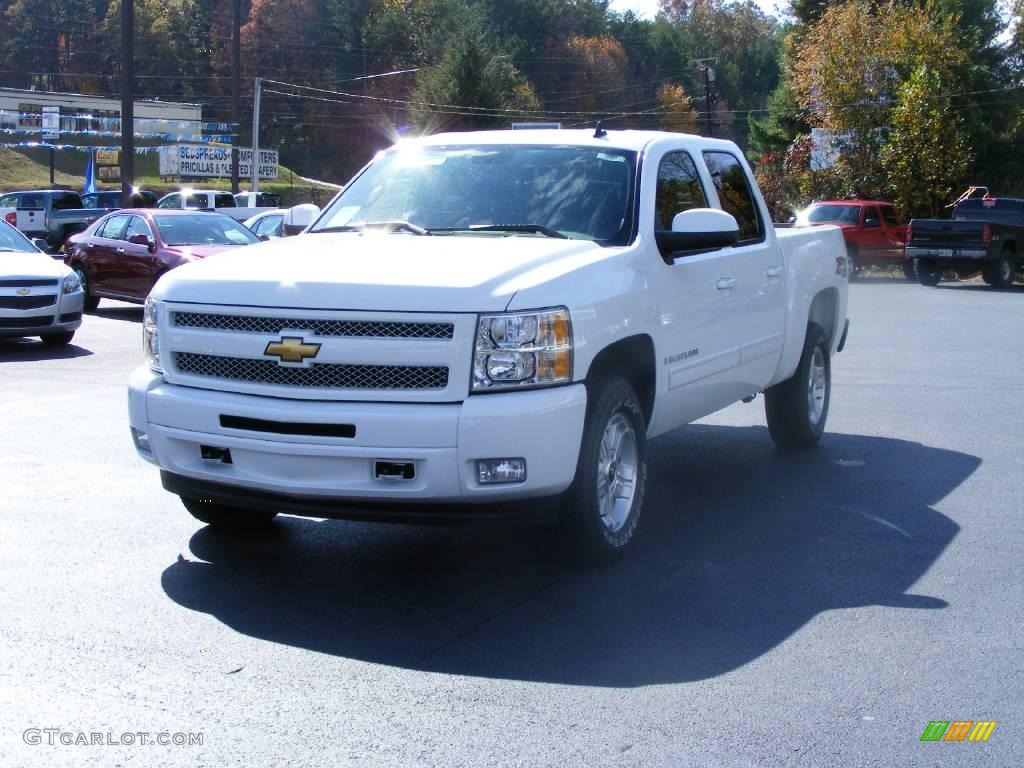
0,220 -> 84,346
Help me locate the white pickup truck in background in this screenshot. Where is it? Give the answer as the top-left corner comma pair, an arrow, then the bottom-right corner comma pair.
129,129 -> 849,562
155,189 -> 279,222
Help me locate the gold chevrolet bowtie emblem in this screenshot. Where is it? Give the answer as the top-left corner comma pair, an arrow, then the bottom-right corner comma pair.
264,336 -> 321,364
16,287 -> 30,295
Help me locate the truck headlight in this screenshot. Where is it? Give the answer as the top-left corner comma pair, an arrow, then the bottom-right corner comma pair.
61,272 -> 81,294
143,296 -> 162,373
472,308 -> 572,391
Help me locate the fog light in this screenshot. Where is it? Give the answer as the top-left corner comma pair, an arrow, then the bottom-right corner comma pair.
476,458 -> 527,484
130,427 -> 152,456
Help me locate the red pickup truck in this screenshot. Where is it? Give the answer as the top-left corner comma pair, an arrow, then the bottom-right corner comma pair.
796,200 -> 909,278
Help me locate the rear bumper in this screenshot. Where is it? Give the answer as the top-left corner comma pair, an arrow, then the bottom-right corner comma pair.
906,246 -> 989,262
129,367 -> 588,507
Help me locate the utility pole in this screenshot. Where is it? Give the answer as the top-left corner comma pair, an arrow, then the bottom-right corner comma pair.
231,0 -> 241,194
251,77 -> 261,195
698,59 -> 717,138
120,0 -> 134,206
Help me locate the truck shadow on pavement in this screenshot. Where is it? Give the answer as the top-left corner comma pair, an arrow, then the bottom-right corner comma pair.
161,425 -> 977,686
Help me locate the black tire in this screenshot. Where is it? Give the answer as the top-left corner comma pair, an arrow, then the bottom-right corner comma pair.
74,265 -> 100,312
983,250 -> 1015,289
846,245 -> 860,279
180,496 -> 277,528
902,260 -> 916,281
765,323 -> 831,450
560,375 -> 648,564
916,258 -> 942,287
40,330 -> 74,346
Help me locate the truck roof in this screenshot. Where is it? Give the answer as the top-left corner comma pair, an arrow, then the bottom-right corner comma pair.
411,128 -> 740,153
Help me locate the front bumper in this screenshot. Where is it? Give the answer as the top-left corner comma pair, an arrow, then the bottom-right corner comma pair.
0,290 -> 84,338
128,367 -> 588,508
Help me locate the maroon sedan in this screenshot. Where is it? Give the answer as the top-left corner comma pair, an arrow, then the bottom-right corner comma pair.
64,209 -> 261,311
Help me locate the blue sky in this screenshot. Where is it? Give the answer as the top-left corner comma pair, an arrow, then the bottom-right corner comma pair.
607,0 -> 788,19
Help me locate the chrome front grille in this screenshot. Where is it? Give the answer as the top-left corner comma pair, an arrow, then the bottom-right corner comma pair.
0,295 -> 56,310
173,352 -> 450,390
172,311 -> 454,339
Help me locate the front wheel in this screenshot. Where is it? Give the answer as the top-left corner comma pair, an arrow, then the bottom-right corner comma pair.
181,497 -> 277,529
916,259 -> 942,287
983,251 -> 1015,289
560,375 -> 648,564
764,323 -> 831,450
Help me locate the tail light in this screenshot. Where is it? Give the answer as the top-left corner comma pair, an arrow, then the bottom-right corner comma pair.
4,212 -> 14,226
906,222 -> 912,244
982,224 -> 992,244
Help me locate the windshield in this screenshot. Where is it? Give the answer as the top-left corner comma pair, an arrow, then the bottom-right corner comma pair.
0,222 -> 37,252
312,144 -> 637,243
798,204 -> 862,226
153,214 -> 260,246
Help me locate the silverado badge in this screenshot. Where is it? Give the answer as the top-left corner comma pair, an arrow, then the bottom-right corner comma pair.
264,336 -> 321,364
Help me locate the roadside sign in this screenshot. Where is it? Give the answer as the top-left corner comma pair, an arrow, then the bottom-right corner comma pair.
42,106 -> 60,140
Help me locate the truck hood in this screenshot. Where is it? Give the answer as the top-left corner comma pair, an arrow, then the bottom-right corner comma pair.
2,250 -> 67,279
154,232 -> 609,312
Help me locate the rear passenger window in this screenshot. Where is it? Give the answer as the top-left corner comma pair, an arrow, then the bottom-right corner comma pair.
655,151 -> 707,230
52,193 -> 81,211
881,206 -> 900,226
215,194 -> 236,208
99,215 -> 130,240
702,151 -> 763,243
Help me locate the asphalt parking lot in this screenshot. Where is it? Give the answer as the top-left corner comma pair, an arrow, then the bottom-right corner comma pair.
1,279 -> 1022,767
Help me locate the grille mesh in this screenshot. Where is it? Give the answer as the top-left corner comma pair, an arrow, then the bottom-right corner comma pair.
173,352 -> 449,390
172,311 -> 454,339
0,295 -> 56,310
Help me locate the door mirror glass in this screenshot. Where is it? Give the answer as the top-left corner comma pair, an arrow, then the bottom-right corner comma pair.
864,217 -> 880,228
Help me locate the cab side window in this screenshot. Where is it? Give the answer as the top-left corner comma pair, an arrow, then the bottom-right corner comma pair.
158,194 -> 180,210
864,206 -> 881,226
702,151 -> 763,243
881,206 -> 900,226
655,151 -> 707,230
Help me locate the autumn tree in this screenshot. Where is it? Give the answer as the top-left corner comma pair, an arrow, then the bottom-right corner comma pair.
881,65 -> 973,217
656,83 -> 698,133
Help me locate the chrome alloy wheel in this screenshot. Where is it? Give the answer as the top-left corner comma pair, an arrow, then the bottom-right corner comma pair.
808,346 -> 827,426
597,412 -> 639,534
1000,257 -> 1013,284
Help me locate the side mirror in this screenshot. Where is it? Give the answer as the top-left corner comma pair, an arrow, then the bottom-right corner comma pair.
656,208 -> 739,261
32,237 -> 49,252
258,234 -> 270,242
283,203 -> 321,235
864,218 -> 880,228
128,233 -> 156,252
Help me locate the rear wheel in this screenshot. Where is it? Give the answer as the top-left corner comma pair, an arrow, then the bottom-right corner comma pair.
902,260 -> 916,281
560,375 -> 648,564
916,259 -> 942,287
40,330 -> 74,346
74,266 -> 100,312
180,497 -> 277,529
765,323 -> 830,450
983,251 -> 1015,289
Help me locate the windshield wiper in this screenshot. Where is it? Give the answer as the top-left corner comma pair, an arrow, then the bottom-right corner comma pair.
432,224 -> 568,239
314,221 -> 430,236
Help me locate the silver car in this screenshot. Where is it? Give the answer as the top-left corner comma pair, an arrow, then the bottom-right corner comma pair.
0,220 -> 84,346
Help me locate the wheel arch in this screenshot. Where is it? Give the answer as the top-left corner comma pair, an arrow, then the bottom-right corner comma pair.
808,288 -> 840,348
582,334 -> 656,426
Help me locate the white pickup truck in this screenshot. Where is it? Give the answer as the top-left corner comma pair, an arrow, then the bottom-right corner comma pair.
129,129 -> 849,561
155,189 -> 278,223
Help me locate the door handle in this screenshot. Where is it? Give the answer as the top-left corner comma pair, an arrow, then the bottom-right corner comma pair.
116,247 -> 126,254
766,266 -> 783,278
716,277 -> 737,290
